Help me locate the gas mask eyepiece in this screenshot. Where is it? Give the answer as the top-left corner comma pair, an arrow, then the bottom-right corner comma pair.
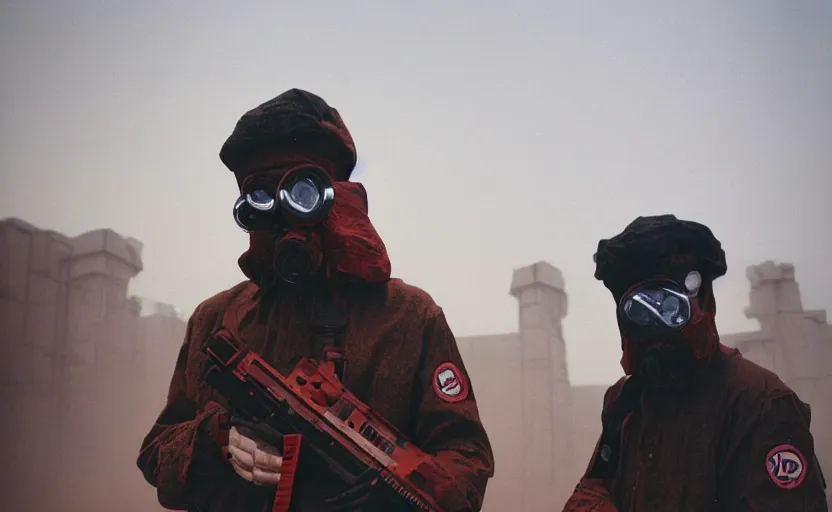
233,190 -> 278,232
619,271 -> 701,330
277,166 -> 335,225
232,167 -> 336,232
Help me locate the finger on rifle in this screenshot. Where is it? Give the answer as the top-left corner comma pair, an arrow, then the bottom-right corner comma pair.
227,444 -> 255,470
230,417 -> 284,448
248,423 -> 284,447
253,449 -> 283,472
252,467 -> 281,486
229,427 -> 259,453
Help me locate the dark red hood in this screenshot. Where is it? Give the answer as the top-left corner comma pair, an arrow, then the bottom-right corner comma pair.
219,88 -> 357,186
221,89 -> 391,285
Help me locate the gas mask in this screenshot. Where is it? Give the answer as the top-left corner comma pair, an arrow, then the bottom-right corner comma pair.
617,270 -> 709,390
232,166 -> 335,286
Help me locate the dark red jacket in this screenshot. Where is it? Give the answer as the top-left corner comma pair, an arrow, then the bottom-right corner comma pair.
137,280 -> 494,511
563,349 -> 828,511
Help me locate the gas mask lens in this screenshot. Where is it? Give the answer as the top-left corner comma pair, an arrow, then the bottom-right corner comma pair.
231,166 -> 336,232
621,283 -> 692,329
277,167 -> 335,224
233,190 -> 278,232
282,178 -> 322,214
247,189 -> 276,211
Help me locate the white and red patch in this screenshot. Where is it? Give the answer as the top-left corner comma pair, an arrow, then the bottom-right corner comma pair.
432,362 -> 469,403
766,444 -> 807,489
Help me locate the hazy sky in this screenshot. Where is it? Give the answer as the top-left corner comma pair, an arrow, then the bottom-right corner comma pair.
1,0 -> 830,385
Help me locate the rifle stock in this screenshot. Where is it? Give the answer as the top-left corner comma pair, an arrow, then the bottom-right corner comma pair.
201,329 -> 449,512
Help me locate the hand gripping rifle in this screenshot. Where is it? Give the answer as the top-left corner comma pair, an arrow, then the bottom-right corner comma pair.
201,329 -> 450,512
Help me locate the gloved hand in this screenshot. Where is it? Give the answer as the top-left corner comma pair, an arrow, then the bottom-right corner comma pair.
227,417 -> 285,486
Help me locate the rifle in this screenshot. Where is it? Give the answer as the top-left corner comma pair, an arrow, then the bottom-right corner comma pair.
201,329 -> 450,512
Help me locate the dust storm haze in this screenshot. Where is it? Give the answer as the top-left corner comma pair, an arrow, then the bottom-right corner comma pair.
1,0 -> 830,510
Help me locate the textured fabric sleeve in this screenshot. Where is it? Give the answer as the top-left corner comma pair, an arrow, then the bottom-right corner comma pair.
728,393 -> 828,511
136,311 -> 232,510
562,478 -> 620,512
409,310 -> 495,512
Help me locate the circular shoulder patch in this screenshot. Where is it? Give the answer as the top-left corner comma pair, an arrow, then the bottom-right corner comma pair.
766,444 -> 807,489
432,362 -> 469,403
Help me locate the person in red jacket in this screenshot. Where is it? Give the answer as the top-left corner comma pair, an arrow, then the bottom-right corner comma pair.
562,215 -> 828,512
137,89 -> 494,511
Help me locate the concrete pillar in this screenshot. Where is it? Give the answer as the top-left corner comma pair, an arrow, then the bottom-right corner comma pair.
744,261 -> 832,492
58,228 -> 144,510
0,218 -> 195,510
510,261 -> 573,510
744,261 -> 811,381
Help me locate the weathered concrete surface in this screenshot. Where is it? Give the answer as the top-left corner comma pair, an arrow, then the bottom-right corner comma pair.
0,218 -> 183,512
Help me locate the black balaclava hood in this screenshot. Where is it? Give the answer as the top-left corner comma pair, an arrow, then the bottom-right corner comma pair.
594,214 -> 728,388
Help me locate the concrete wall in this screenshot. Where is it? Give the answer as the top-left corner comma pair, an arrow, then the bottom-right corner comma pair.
0,218 -> 186,512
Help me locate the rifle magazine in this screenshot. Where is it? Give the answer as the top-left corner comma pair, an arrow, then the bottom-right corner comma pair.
272,434 -> 303,512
